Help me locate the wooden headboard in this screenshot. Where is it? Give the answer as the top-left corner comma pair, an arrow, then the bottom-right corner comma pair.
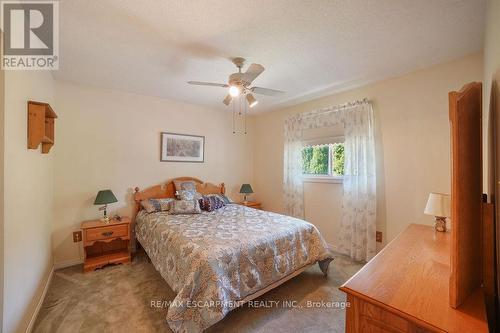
133,177 -> 225,215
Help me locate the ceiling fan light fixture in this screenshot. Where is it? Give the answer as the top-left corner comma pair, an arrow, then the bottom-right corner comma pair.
246,93 -> 258,108
187,58 -> 284,110
223,94 -> 232,105
229,85 -> 241,97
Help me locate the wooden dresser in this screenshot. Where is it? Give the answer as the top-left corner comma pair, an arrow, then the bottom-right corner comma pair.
340,224 -> 488,333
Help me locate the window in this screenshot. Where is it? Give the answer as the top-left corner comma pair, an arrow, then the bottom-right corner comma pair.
302,141 -> 344,182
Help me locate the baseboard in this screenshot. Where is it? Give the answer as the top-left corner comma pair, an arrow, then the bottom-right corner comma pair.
25,267 -> 54,333
54,258 -> 83,270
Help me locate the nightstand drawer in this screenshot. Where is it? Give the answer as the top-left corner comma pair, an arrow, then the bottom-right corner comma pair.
85,224 -> 128,242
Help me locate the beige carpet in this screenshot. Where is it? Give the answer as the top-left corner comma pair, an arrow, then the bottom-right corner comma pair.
33,252 -> 363,333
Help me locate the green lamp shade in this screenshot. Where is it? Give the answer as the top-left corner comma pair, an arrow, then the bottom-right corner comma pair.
94,190 -> 118,205
239,184 -> 254,194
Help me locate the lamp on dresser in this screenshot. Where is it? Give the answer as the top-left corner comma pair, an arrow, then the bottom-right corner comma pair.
424,192 -> 450,232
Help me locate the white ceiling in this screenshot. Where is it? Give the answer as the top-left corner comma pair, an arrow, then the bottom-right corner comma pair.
56,0 -> 486,112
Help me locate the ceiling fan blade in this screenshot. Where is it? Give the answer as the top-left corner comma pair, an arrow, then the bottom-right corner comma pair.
187,81 -> 228,88
251,87 -> 285,96
242,64 -> 265,84
223,94 -> 232,105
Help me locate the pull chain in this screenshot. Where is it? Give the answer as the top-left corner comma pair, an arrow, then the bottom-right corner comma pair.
244,96 -> 247,135
232,97 -> 236,134
231,95 -> 250,134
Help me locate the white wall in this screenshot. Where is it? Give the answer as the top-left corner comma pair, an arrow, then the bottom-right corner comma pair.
52,81 -> 255,267
3,70 -> 55,333
253,53 -> 483,247
303,182 -> 343,247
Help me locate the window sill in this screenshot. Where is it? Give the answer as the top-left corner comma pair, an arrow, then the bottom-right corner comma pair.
302,176 -> 343,184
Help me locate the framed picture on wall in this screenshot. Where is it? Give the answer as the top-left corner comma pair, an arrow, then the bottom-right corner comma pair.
160,132 -> 205,163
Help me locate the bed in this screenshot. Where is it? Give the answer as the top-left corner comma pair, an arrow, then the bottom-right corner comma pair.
133,177 -> 334,332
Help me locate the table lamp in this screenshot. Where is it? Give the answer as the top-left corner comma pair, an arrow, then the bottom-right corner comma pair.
94,189 -> 118,223
424,192 -> 450,232
239,184 -> 254,203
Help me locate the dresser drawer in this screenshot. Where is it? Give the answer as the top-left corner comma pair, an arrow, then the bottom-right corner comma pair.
345,294 -> 433,333
85,224 -> 128,242
359,300 -> 410,332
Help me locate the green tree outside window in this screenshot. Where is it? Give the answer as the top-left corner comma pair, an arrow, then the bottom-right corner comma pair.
302,143 -> 344,177
332,143 -> 345,176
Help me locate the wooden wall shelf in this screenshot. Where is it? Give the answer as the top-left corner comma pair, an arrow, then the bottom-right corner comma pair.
27,101 -> 57,154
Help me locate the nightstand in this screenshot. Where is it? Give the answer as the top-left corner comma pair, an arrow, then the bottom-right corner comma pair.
237,201 -> 262,210
81,216 -> 131,272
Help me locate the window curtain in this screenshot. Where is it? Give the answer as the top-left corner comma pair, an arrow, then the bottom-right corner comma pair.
283,116 -> 305,218
283,100 -> 376,261
338,104 -> 377,261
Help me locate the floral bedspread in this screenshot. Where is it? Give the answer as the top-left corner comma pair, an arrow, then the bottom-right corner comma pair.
135,204 -> 333,332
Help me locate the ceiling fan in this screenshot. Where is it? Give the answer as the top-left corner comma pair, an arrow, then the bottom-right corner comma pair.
187,57 -> 285,108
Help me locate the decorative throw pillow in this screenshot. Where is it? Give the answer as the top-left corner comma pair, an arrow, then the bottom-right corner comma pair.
205,193 -> 233,205
177,190 -> 194,200
199,195 -> 226,212
141,198 -> 175,213
173,180 -> 197,192
170,199 -> 202,215
176,189 -> 202,201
